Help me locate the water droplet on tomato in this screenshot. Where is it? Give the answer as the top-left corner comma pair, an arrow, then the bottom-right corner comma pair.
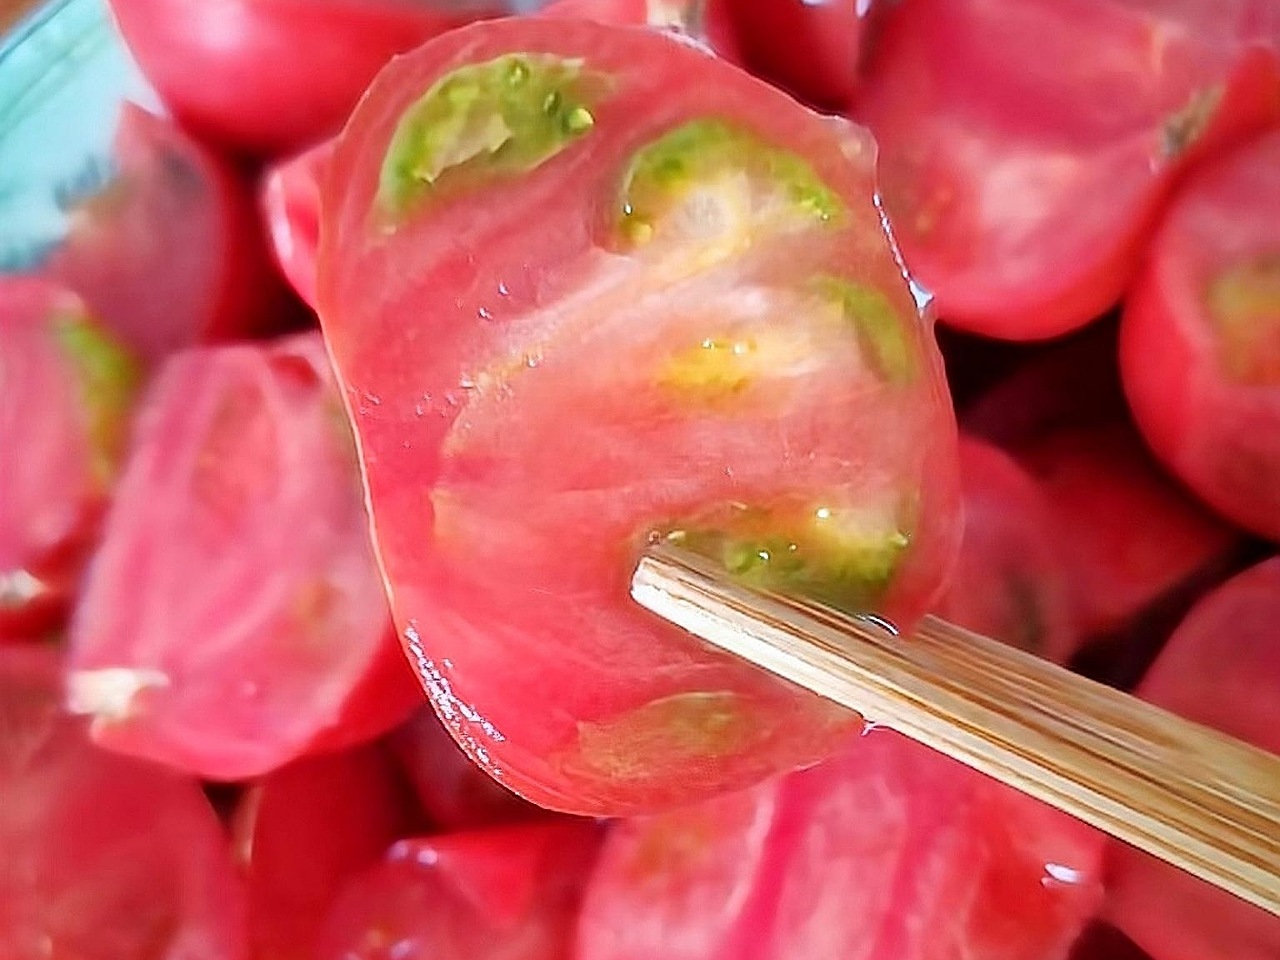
477,306 -> 494,321
855,613 -> 900,636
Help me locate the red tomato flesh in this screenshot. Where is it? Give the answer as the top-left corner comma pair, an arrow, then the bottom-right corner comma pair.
317,820 -> 602,960
232,741 -> 423,960
66,331 -> 420,780
46,104 -> 292,362
576,730 -> 1104,960
0,645 -> 249,959
855,0 -> 1280,340
263,140 -> 332,309
1121,128 -> 1280,540
1105,556 -> 1280,960
319,19 -> 962,815
934,436 -> 1079,663
108,0 -> 506,156
0,278 -> 141,640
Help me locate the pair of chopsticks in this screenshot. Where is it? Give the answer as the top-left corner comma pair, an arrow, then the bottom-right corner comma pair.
631,543 -> 1280,918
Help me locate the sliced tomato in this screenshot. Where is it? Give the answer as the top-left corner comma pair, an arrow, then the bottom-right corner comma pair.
576,730 -> 1104,960
317,820 -> 602,959
1105,556 -> 1280,960
934,436 -> 1078,663
45,104 -> 294,361
855,0 -> 1280,340
108,0 -> 506,156
318,19 -> 961,814
389,707 -> 546,829
66,332 -> 420,780
232,742 -> 422,960
263,140 -> 333,309
1121,128 -> 1280,540
0,277 -> 141,639
0,645 -> 248,958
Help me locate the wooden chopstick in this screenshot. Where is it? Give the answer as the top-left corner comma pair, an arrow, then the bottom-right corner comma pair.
631,542 -> 1280,918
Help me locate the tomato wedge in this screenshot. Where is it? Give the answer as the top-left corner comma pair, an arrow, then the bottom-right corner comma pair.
576,730 -> 1104,960
263,140 -> 332,309
0,645 -> 248,959
67,332 -> 420,780
109,0 -> 506,156
855,0 -> 1280,340
1121,128 -> 1280,540
318,19 -> 961,814
1105,557 -> 1280,960
0,277 -> 140,639
317,821 -> 602,959
45,104 -> 292,361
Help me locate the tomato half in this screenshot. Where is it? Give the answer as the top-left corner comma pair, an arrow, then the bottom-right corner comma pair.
46,104 -> 293,362
263,140 -> 333,309
108,0 -> 506,156
318,19 -> 961,814
1121,128 -> 1280,541
67,332 -> 420,780
855,0 -> 1280,340
0,645 -> 249,959
1105,557 -> 1280,960
576,730 -> 1104,960
0,277 -> 140,639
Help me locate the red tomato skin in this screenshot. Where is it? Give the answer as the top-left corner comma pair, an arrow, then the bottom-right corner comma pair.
46,105 -> 294,362
232,742 -> 422,960
320,19 -> 960,815
856,0 -> 1280,341
108,0 -> 504,157
1105,557 -> 1280,960
0,278 -> 139,640
576,730 -> 1104,960
0,645 -> 249,959
262,140 -> 333,309
934,436 -> 1079,663
1121,129 -> 1280,540
66,332 -> 420,780
317,820 -> 602,960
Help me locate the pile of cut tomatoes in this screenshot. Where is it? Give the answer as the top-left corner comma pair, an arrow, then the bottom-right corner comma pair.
2,1 -> 1278,958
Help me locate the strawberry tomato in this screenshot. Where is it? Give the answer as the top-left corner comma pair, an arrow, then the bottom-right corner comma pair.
0,278 -> 140,639
318,19 -> 962,815
67,332 -> 420,780
109,0 -> 506,156
1121,129 -> 1280,541
0,646 -> 248,959
856,0 -> 1280,340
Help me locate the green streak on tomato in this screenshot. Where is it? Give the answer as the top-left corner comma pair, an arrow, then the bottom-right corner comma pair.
379,53 -> 604,216
1207,255 -> 1280,384
813,276 -> 916,384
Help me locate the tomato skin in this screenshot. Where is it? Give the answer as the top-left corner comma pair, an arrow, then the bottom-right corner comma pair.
317,820 -> 602,960
262,140 -> 333,309
0,278 -> 140,640
855,0 -> 1280,340
108,0 -> 505,157
576,730 -> 1103,960
1105,557 -> 1280,960
1121,129 -> 1280,541
319,19 -> 960,815
45,104 -> 294,362
0,645 -> 249,959
66,331 -> 420,780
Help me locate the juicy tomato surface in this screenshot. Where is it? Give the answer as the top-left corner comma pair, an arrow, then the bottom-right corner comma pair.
232,742 -> 423,960
855,0 -> 1280,340
317,820 -> 602,959
109,0 -> 507,156
0,277 -> 140,639
0,645 -> 249,959
576,729 -> 1104,960
1105,556 -> 1280,960
66,331 -> 420,780
934,435 -> 1078,663
263,140 -> 332,309
390,706 -> 547,830
319,18 -> 962,815
45,104 -> 291,361
1121,128 -> 1280,541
